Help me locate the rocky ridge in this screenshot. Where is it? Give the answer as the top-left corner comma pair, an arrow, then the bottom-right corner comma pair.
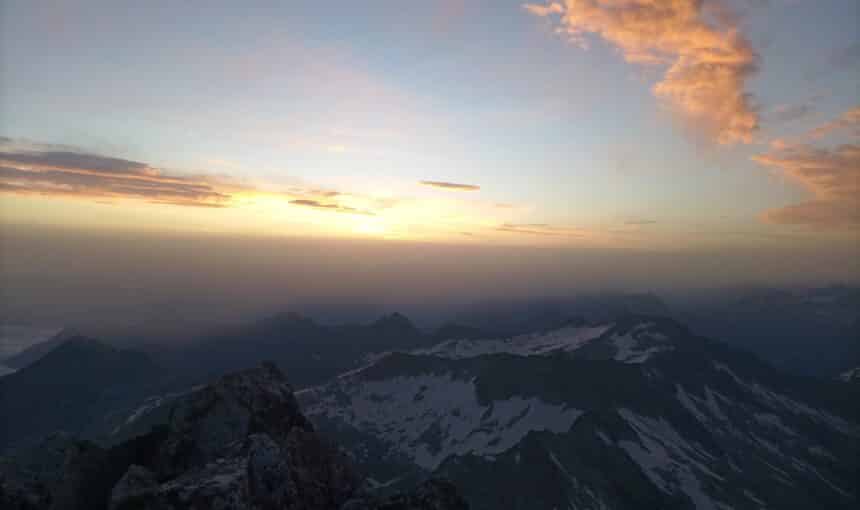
0,362 -> 467,510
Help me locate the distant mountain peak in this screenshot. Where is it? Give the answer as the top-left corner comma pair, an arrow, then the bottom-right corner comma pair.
61,335 -> 112,350
610,314 -> 690,338
261,310 -> 316,327
2,327 -> 86,370
559,316 -> 588,328
372,312 -> 417,332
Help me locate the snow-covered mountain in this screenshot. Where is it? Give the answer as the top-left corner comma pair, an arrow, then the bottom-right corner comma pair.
299,316 -> 860,509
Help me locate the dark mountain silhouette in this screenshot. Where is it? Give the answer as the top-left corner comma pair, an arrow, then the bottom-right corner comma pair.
450,293 -> 672,337
162,312 -> 430,389
1,329 -> 81,371
432,323 -> 494,342
677,286 -> 860,377
0,337 -> 160,454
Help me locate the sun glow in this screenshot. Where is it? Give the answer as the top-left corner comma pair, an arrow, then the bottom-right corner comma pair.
354,218 -> 388,236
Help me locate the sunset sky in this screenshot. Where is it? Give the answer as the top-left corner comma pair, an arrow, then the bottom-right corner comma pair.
1,0 -> 858,249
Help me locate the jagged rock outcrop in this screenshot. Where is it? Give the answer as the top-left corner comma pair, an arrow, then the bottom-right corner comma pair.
1,362 -> 467,510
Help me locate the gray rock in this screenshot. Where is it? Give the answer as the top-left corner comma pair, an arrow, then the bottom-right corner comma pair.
109,465 -> 157,510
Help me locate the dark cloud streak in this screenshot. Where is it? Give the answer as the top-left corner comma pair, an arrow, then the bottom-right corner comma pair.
420,180 -> 480,191
289,199 -> 375,216
0,141 -> 230,207
495,222 -> 585,237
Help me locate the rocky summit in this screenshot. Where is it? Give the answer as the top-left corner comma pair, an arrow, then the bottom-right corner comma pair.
0,363 -> 468,510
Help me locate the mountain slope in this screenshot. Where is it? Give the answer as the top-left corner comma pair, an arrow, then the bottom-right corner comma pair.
1,329 -> 80,371
676,286 -> 860,377
301,317 -> 859,509
0,337 -> 161,453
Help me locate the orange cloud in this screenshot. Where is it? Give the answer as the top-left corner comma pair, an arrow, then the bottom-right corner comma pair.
753,143 -> 859,228
0,139 -> 391,216
810,106 -> 860,139
0,145 -> 231,207
420,180 -> 481,191
524,0 -> 759,144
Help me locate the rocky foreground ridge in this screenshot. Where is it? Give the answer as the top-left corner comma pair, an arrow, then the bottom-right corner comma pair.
0,362 -> 468,510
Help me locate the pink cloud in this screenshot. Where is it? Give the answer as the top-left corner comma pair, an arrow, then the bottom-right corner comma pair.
524,0 -> 760,144
753,142 -> 859,228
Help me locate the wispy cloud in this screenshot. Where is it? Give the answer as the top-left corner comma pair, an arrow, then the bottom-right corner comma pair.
810,106 -> 860,139
288,199 -> 375,216
0,138 -> 388,216
495,222 -> 586,237
524,0 -> 760,144
420,180 -> 481,191
753,107 -> 860,228
0,140 -> 644,244
754,143 -> 859,227
624,218 -> 657,226
0,141 -> 231,207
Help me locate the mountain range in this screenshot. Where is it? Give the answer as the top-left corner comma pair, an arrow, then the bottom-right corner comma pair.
1,304 -> 858,509
299,316 -> 859,509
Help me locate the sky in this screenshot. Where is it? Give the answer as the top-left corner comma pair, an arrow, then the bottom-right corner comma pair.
0,1 -> 858,332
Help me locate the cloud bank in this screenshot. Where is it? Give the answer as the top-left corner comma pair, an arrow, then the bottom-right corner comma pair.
524,0 -> 760,144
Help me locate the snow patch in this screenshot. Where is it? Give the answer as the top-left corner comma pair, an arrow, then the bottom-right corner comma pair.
618,409 -> 726,510
753,413 -> 797,437
713,362 -> 858,436
412,325 -> 612,360
306,374 -> 582,469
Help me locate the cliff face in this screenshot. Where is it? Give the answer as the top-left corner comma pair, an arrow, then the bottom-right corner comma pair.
0,362 -> 468,510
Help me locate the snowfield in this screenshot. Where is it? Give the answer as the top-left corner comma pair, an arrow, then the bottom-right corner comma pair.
411,324 -> 611,359
410,321 -> 678,364
305,373 -> 582,469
